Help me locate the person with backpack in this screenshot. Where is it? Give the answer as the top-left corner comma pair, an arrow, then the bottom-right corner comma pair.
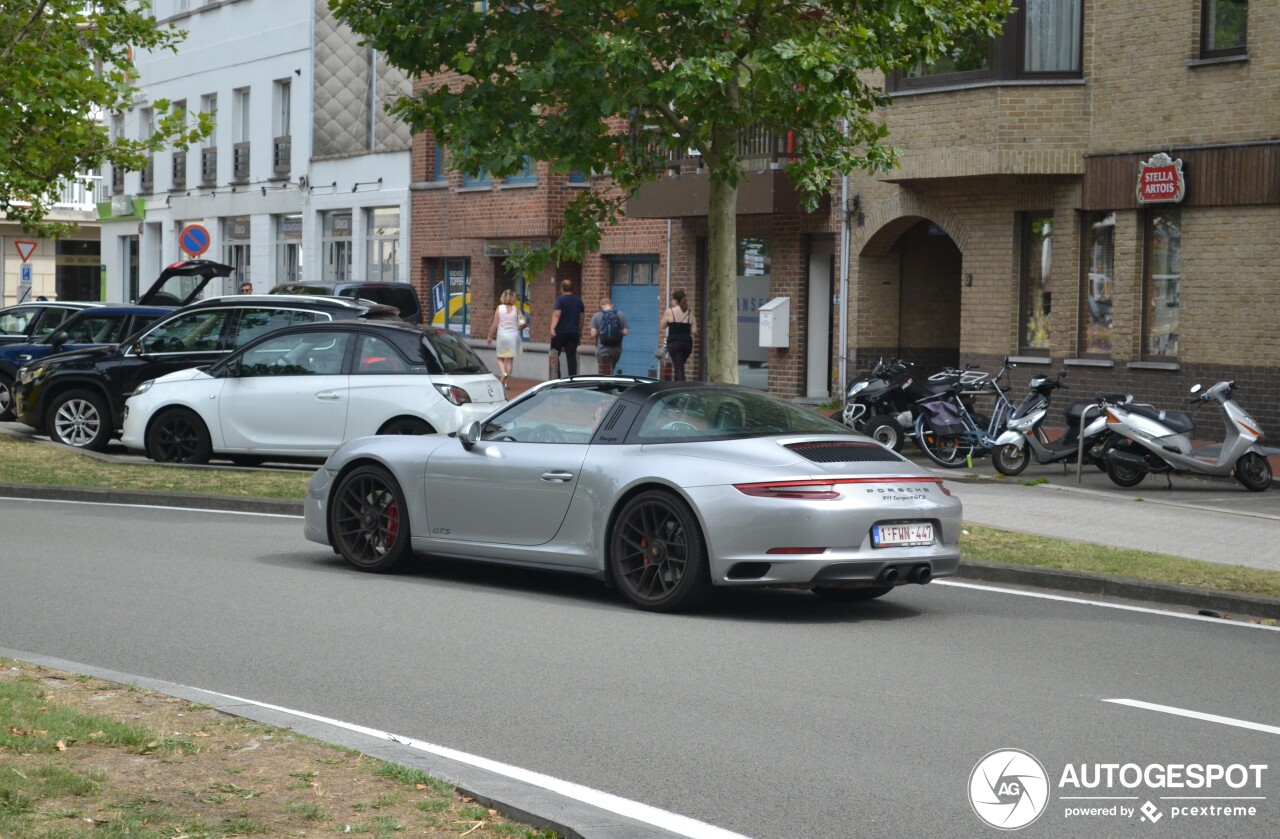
589,297 -> 629,375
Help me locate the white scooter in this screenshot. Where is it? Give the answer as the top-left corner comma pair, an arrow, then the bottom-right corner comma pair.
1101,380 -> 1272,492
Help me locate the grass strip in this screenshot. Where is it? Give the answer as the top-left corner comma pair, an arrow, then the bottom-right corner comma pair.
961,524 -> 1280,601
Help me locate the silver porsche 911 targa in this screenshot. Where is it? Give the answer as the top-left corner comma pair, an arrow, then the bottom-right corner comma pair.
304,376 -> 962,611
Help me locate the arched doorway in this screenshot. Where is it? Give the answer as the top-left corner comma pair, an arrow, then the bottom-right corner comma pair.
853,217 -> 962,374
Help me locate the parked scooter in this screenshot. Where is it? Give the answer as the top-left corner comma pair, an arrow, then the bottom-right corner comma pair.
990,369 -> 1122,476
836,359 -> 985,452
1101,380 -> 1272,491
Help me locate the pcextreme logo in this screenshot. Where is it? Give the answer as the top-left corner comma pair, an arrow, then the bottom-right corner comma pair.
968,750 -> 1269,831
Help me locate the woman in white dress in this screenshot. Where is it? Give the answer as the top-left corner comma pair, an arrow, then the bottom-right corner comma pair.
486,288 -> 526,392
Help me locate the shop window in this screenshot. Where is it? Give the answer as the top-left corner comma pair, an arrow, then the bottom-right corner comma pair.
321,211 -> 352,282
891,0 -> 1082,92
609,256 -> 659,285
1201,0 -> 1247,58
1079,212 -> 1115,356
366,208 -> 400,282
1020,213 -> 1053,353
275,213 -> 303,284
1143,209 -> 1181,358
432,257 -> 471,336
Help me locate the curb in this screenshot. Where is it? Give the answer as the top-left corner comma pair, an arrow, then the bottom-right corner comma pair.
3,483 -> 1278,621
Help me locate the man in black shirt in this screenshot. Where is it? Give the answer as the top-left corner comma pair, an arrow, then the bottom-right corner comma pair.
549,279 -> 585,376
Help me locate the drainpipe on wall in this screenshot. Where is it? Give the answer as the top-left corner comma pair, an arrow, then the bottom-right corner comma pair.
664,218 -> 672,306
837,127 -> 850,399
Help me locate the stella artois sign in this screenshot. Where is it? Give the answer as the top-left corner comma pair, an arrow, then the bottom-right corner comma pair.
1137,153 -> 1186,204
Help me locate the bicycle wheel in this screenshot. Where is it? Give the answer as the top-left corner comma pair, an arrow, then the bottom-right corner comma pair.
913,414 -> 977,468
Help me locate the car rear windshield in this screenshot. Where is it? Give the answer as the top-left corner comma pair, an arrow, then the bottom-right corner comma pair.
337,287 -> 419,316
419,328 -> 489,374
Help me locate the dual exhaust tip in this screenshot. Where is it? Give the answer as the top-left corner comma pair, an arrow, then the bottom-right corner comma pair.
879,564 -> 932,586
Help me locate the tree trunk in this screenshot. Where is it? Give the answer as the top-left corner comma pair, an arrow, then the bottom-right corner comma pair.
704,107 -> 739,383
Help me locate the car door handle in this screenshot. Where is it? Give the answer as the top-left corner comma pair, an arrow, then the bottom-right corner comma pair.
315,391 -> 342,401
540,470 -> 575,483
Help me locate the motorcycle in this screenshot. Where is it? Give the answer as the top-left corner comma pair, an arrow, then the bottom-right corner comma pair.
1101,380 -> 1272,492
836,359 -> 985,452
990,369 -> 1122,476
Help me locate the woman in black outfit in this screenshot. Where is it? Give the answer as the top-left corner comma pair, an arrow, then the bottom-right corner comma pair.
659,289 -> 696,381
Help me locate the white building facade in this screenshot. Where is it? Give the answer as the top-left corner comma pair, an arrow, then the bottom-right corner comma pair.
100,0 -> 412,301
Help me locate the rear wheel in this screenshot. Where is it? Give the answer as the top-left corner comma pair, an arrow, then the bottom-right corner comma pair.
862,416 -> 905,452
48,389 -> 112,451
913,414 -> 975,469
329,465 -> 413,572
812,586 -> 893,602
992,443 -> 1030,476
0,372 -> 14,422
146,409 -> 211,464
380,417 -> 434,436
1105,456 -> 1146,488
1234,452 -> 1272,492
609,490 -> 708,612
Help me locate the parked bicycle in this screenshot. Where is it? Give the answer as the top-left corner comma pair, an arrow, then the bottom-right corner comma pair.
913,361 -> 1016,468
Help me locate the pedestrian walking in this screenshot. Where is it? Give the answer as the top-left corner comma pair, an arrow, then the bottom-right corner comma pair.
659,289 -> 696,381
486,289 -> 526,393
588,297 -> 629,375
549,279 -> 585,377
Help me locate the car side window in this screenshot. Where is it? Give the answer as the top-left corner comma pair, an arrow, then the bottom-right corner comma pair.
480,387 -> 615,444
63,315 -> 123,344
32,307 -> 72,338
355,335 -> 409,374
233,308 -> 324,347
138,310 -> 232,354
239,332 -> 350,377
0,308 -> 36,337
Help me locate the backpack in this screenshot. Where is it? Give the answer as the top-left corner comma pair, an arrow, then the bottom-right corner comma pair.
598,309 -> 623,346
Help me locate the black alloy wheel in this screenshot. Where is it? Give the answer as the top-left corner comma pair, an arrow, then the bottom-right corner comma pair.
812,586 -> 894,602
330,465 -> 413,572
1234,452 -> 1272,492
0,373 -> 14,422
48,389 -> 112,451
146,409 -> 212,464
609,490 -> 708,612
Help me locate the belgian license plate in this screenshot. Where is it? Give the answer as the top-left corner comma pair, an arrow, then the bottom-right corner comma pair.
872,522 -> 934,548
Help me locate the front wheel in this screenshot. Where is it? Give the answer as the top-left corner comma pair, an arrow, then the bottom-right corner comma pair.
48,389 -> 112,451
1234,452 -> 1272,492
0,372 -> 14,422
329,465 -> 414,572
862,416 -> 905,452
913,414 -> 975,469
146,408 -> 212,464
609,490 -> 708,612
992,442 -> 1030,476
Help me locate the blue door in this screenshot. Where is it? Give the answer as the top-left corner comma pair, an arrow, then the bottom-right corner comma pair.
610,283 -> 660,378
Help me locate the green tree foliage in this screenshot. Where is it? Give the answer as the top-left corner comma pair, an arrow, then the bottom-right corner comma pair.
0,0 -> 212,233
332,0 -> 1009,381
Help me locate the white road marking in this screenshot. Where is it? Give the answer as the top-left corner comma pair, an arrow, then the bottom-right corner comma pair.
204,689 -> 754,839
935,580 -> 1280,632
0,496 -> 301,518
1103,699 -> 1280,736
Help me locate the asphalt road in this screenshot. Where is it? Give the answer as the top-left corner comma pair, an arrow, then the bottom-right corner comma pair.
2,498 -> 1277,839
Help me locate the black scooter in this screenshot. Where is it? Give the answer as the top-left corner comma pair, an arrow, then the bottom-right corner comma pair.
835,359 -> 984,452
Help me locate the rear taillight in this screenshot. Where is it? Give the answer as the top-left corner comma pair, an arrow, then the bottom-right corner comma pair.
434,384 -> 471,406
734,477 -> 942,500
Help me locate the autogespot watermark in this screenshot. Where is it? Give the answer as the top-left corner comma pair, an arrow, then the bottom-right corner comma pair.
968,751 -> 1269,830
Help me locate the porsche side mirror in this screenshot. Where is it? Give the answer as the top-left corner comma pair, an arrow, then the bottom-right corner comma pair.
459,421 -> 481,451
49,330 -> 70,352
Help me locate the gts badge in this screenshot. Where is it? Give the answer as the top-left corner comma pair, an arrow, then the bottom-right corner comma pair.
431,527 -> 450,535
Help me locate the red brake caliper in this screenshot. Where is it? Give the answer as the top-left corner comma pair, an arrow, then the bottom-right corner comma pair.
385,500 -> 399,541
641,535 -> 650,566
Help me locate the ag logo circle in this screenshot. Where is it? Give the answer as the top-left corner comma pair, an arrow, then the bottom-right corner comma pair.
968,748 -> 1050,830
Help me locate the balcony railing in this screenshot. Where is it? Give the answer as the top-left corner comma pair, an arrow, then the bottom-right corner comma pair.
638,124 -> 800,170
172,151 -> 187,191
201,147 -> 217,185
272,136 -> 291,177
232,141 -> 250,182
43,175 -> 103,212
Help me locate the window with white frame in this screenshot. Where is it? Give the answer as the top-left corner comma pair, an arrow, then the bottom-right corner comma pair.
366,208 -> 400,282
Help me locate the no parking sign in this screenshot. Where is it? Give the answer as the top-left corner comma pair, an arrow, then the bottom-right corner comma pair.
179,224 -> 211,256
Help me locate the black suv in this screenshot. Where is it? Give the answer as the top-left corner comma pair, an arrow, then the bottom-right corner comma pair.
269,281 -> 423,324
14,261 -> 400,450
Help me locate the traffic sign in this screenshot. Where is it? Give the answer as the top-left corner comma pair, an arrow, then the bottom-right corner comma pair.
20,264 -> 32,283
179,224 -> 211,256
15,240 -> 37,263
